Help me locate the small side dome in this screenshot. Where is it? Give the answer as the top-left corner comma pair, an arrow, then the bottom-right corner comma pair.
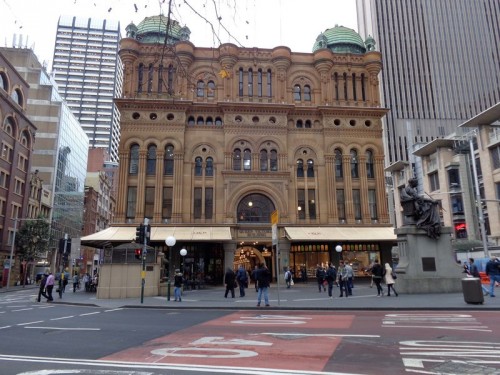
134,15 -> 190,44
312,25 -> 366,54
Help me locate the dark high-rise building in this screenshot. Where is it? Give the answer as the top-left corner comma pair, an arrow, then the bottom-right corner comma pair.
356,0 -> 500,163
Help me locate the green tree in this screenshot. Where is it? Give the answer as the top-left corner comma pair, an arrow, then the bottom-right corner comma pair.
15,217 -> 51,284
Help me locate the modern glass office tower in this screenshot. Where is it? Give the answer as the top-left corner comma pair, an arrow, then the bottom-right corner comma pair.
52,16 -> 123,163
356,0 -> 500,164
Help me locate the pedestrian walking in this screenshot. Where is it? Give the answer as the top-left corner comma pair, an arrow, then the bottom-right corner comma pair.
284,267 -> 293,288
224,267 -> 236,298
236,265 -> 248,297
45,272 -> 55,301
316,264 -> 326,292
371,259 -> 384,296
338,261 -> 350,297
251,265 -> 259,292
345,262 -> 354,294
37,273 -> 48,302
326,263 -> 337,298
485,256 -> 500,297
174,269 -> 184,302
256,263 -> 271,307
72,273 -> 80,293
383,263 -> 399,297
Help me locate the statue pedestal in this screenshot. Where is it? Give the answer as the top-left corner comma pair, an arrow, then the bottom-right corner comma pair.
395,226 -> 463,293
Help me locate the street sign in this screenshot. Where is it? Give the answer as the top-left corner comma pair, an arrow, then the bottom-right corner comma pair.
272,224 -> 278,246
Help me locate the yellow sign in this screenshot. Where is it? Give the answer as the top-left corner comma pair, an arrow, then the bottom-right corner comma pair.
271,210 -> 279,225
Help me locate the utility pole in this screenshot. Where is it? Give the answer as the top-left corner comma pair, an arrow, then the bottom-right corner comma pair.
140,218 -> 150,304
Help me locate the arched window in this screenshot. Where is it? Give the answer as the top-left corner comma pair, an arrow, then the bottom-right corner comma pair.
243,149 -> 252,171
146,145 -> 157,175
343,72 -> 348,100
137,63 -> 144,93
215,117 -> 223,126
296,159 -> 304,178
296,120 -> 303,128
350,149 -> 359,178
248,68 -> 253,96
129,144 -> 139,174
334,72 -> 339,100
266,69 -> 272,97
197,80 -> 205,97
164,144 -> 174,175
270,149 -> 278,171
307,159 -> 314,177
335,148 -> 343,179
11,88 -> 23,107
187,116 -> 195,125
207,81 -> 215,97
304,85 -> 311,101
238,68 -> 244,96
257,69 -> 263,97
352,73 -> 357,100
167,64 -> 175,94
361,73 -> 366,101
294,85 -> 301,101
194,156 -> 203,176
4,116 -> 15,137
206,116 -> 213,125
0,72 -> 8,91
237,193 -> 275,223
147,63 -> 154,93
158,64 -> 164,94
206,157 -> 213,176
233,148 -> 242,171
366,150 -> 374,178
197,116 -> 204,125
305,120 -> 312,128
260,150 -> 268,171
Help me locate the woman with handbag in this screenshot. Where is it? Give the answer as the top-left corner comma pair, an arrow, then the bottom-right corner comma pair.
383,263 -> 399,297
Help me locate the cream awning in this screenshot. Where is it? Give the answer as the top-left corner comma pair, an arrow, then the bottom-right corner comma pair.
152,226 -> 232,241
81,226 -> 233,248
284,226 -> 397,241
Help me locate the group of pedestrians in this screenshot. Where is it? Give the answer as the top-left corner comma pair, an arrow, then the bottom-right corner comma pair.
224,263 -> 272,306
368,259 -> 398,297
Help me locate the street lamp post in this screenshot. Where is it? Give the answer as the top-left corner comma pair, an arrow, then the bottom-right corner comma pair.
180,248 -> 187,273
335,245 -> 343,262
165,236 -> 176,301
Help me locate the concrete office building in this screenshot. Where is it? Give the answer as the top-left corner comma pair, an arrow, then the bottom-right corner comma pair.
356,0 -> 500,164
52,16 -> 123,163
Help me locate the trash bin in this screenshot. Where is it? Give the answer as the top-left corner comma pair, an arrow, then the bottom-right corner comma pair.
461,277 -> 484,304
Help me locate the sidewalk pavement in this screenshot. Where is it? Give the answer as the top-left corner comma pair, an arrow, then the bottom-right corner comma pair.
3,280 -> 500,310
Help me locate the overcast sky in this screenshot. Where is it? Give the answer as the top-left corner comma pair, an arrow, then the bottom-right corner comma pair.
0,0 -> 357,68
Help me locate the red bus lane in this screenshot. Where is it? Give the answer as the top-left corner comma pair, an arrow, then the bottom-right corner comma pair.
102,312 -> 365,372
100,311 -> 500,374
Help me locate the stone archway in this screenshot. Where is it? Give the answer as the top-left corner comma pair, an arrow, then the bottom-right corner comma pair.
233,246 -> 265,271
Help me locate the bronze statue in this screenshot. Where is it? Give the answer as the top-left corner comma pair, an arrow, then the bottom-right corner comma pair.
401,178 -> 442,239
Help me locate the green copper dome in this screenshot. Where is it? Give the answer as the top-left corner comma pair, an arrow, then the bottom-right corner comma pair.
312,25 -> 366,54
127,15 -> 191,44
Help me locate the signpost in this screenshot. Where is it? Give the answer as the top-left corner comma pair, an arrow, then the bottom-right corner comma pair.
271,210 -> 280,305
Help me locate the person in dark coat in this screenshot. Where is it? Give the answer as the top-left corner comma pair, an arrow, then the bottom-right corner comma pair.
371,259 -> 385,296
37,273 -> 48,302
326,263 -> 337,298
224,268 -> 236,298
485,256 -> 500,297
255,263 -> 271,307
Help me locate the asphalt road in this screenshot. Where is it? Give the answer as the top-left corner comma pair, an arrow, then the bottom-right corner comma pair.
1,288 -> 499,375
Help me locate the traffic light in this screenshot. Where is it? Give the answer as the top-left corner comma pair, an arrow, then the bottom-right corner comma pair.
134,248 -> 142,260
135,224 -> 145,244
145,224 -> 151,245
